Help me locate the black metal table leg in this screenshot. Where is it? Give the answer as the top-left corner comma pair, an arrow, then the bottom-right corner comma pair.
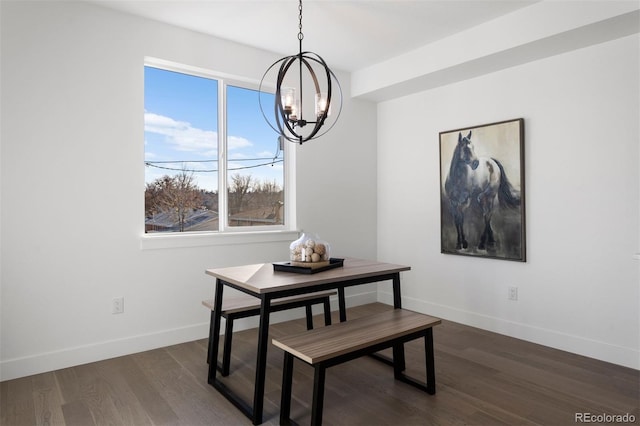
252,294 -> 273,425
323,298 -> 332,326
208,280 -> 260,422
392,273 -> 406,372
338,287 -> 346,322
305,305 -> 314,330
207,279 -> 224,384
392,273 -> 402,309
370,273 -> 407,370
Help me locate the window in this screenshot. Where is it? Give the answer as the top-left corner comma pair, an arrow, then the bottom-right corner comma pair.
144,61 -> 291,234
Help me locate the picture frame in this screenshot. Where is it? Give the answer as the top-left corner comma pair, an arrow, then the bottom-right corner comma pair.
439,118 -> 525,261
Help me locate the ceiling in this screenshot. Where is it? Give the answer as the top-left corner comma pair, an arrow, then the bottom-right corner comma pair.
88,0 -> 538,72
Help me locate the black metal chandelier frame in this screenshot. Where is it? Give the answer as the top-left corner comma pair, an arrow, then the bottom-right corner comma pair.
259,0 -> 342,144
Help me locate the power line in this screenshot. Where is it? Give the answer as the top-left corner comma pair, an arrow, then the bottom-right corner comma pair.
146,156 -> 278,164
145,159 -> 283,173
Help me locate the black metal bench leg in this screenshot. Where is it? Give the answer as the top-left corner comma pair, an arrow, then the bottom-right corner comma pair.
221,315 -> 234,376
393,342 -> 406,372
425,328 -> 436,394
305,305 -> 314,330
323,298 -> 332,326
311,365 -> 326,426
207,310 -> 233,376
393,344 -> 403,380
207,310 -> 215,365
280,353 -> 294,426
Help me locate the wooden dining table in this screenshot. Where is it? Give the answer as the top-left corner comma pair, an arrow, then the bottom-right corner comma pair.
205,257 -> 411,425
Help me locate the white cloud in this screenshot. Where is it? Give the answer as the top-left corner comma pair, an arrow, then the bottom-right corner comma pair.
145,112 -> 257,158
228,135 -> 252,150
145,112 -> 217,156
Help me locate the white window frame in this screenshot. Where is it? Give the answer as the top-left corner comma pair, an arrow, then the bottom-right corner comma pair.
141,58 -> 297,250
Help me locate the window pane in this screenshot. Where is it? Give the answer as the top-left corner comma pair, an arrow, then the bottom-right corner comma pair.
226,85 -> 284,227
144,66 -> 218,233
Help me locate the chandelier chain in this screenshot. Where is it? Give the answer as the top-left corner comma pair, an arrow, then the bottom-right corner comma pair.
298,0 -> 304,41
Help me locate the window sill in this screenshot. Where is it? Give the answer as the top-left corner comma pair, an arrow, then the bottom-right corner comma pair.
140,230 -> 300,250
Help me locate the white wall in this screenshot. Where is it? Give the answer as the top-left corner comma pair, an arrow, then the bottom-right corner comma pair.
376,33 -> 639,369
0,1 -> 377,380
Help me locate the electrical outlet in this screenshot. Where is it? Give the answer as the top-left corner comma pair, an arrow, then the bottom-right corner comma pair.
508,286 -> 518,301
112,297 -> 124,314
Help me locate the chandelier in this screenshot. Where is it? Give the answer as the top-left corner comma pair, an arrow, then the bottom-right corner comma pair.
259,0 -> 342,145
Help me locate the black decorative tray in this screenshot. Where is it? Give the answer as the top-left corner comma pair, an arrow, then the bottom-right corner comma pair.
273,258 -> 344,274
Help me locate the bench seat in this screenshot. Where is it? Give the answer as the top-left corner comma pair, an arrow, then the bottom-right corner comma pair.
273,309 -> 441,425
203,289 -> 336,376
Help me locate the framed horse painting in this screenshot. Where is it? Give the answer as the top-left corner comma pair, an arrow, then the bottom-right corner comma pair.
439,118 -> 525,261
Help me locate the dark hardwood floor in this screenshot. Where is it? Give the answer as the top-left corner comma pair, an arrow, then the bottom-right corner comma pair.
2,303 -> 638,425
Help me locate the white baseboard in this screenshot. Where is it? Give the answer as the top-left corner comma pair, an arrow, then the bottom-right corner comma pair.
378,291 -> 640,370
0,290 -> 378,381
0,323 -> 209,382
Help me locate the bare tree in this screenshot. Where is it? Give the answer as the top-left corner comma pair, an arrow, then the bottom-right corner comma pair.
145,177 -> 167,217
145,171 -> 202,231
256,179 -> 280,194
228,173 -> 254,215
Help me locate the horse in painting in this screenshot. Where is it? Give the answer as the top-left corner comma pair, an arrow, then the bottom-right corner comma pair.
444,131 -> 520,251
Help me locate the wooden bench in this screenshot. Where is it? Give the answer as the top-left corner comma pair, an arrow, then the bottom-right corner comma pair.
272,309 -> 441,425
202,290 -> 336,376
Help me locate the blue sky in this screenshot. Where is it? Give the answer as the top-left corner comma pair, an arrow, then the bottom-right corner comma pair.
144,66 -> 282,192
